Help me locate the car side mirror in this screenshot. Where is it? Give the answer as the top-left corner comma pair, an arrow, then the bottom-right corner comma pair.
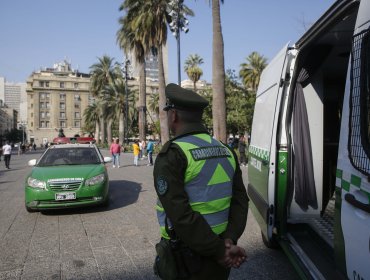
28,159 -> 37,166
104,156 -> 112,163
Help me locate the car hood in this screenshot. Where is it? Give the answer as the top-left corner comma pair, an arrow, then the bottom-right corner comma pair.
30,165 -> 106,182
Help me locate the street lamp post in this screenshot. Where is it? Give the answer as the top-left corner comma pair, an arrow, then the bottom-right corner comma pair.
168,0 -> 189,86
122,58 -> 130,144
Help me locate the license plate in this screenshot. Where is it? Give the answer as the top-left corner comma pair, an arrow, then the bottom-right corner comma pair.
55,192 -> 76,201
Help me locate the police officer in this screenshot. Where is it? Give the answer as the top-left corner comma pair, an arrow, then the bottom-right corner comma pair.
153,83 -> 249,279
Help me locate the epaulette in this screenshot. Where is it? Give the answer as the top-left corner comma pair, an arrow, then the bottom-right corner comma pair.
158,141 -> 173,155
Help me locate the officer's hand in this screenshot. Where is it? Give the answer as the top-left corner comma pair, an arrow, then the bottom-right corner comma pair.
219,240 -> 247,268
227,245 -> 247,268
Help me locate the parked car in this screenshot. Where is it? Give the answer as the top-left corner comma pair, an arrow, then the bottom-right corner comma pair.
25,143 -> 111,212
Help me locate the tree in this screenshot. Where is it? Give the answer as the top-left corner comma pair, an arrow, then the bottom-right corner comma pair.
239,51 -> 267,92
102,76 -> 136,144
184,54 -> 204,91
4,128 -> 23,143
118,0 -> 193,144
224,69 -> 249,136
211,0 -> 227,143
117,0 -> 147,142
89,55 -> 119,144
83,102 -> 100,138
148,92 -> 160,120
200,70 -> 256,137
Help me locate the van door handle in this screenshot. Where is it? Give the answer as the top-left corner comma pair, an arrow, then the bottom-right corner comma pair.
344,193 -> 370,213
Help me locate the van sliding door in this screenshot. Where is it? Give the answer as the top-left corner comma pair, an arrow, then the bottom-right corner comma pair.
248,44 -> 291,242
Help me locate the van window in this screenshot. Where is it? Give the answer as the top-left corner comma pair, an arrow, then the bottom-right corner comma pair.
364,33 -> 370,153
349,28 -> 370,175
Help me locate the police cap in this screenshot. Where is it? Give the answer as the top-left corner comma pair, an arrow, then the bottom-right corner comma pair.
163,83 -> 209,111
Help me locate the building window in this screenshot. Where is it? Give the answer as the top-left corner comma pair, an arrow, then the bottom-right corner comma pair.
60,121 -> 66,128
40,93 -> 45,99
60,102 -> 65,110
74,94 -> 80,101
45,81 -> 49,88
75,104 -> 80,109
40,121 -> 45,128
60,112 -> 66,118
74,121 -> 80,128
40,112 -> 45,118
74,83 -> 79,89
39,81 -> 44,87
60,94 -> 66,100
75,112 -> 80,118
40,102 -> 45,109
60,82 -> 65,88
31,104 -> 33,108
45,111 -> 50,118
46,102 -> 50,108
46,121 -> 50,128
31,122 -> 33,127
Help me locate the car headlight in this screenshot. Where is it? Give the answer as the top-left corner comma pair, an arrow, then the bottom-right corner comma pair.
85,173 -> 105,186
27,177 -> 46,189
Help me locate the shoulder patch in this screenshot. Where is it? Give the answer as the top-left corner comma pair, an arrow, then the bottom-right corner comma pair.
156,175 -> 168,196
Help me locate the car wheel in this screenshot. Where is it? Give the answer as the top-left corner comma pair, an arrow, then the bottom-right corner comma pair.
261,231 -> 279,249
101,196 -> 110,208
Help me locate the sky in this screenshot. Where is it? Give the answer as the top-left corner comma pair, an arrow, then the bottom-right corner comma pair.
0,0 -> 335,84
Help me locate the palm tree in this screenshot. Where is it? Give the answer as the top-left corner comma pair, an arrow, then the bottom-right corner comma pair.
118,0 -> 193,145
83,102 -> 100,139
239,51 -> 267,92
117,1 -> 147,142
89,55 -> 119,144
134,0 -> 169,144
101,88 -> 117,144
148,92 -> 160,119
102,75 -> 135,144
211,0 -> 227,142
184,54 -> 204,91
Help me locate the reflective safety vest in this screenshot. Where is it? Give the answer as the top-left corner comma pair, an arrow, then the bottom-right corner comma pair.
157,133 -> 236,239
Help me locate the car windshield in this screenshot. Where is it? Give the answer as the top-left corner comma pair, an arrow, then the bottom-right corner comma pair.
37,147 -> 101,167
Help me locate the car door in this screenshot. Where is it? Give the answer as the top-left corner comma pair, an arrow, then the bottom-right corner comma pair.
336,1 -> 370,278
248,44 -> 293,242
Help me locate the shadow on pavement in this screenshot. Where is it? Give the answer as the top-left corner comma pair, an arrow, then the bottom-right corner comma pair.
42,179 -> 142,216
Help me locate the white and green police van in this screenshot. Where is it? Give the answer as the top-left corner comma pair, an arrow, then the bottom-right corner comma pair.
248,0 -> 370,279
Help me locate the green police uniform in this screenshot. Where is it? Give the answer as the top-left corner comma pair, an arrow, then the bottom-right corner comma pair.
153,84 -> 249,280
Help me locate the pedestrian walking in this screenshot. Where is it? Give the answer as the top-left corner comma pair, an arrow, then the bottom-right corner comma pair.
153,83 -> 249,280
2,141 -> 12,169
141,139 -> 147,159
110,138 -> 121,168
238,136 -> 247,166
138,140 -> 143,160
146,139 -> 154,166
133,140 -> 140,166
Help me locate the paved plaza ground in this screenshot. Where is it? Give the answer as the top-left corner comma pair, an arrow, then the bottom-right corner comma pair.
0,149 -> 298,280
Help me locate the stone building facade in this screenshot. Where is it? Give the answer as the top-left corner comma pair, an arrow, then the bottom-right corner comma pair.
26,61 -> 92,146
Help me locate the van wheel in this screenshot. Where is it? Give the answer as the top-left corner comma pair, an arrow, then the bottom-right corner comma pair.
261,231 -> 279,249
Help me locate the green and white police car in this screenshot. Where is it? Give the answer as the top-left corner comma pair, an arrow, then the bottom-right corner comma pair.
25,143 -> 111,212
